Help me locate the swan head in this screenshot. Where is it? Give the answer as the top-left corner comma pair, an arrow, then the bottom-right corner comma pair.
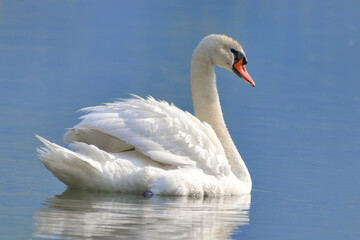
195,34 -> 255,87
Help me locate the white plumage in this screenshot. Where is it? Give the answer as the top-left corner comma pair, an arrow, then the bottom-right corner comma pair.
37,34 -> 254,196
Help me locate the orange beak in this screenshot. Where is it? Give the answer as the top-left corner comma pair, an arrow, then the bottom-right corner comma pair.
233,58 -> 255,87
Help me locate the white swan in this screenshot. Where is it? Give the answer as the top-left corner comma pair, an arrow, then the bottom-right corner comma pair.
37,34 -> 255,196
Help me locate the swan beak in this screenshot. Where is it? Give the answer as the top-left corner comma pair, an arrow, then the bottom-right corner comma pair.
233,58 -> 255,87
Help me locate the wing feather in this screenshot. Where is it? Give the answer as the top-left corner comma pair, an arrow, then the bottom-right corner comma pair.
64,96 -> 230,175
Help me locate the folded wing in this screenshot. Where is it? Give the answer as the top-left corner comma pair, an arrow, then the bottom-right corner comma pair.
64,96 -> 230,175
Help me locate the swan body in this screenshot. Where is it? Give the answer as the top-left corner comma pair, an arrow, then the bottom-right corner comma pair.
37,34 -> 255,196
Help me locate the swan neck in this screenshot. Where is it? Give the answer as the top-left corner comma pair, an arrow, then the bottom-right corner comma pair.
190,51 -> 251,185
190,56 -> 219,118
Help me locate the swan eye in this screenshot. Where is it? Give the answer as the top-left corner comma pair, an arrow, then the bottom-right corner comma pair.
230,48 -> 242,64
230,48 -> 238,54
231,48 -> 247,65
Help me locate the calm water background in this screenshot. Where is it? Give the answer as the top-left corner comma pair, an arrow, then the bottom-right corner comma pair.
0,0 -> 359,239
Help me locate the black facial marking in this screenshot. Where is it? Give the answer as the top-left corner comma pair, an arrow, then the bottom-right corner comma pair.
231,48 -> 246,65
243,56 -> 248,65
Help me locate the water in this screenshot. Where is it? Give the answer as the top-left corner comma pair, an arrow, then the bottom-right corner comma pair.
32,190 -> 250,239
0,0 -> 359,239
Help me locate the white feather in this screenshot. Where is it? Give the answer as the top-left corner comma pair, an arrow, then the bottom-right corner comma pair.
65,96 -> 229,175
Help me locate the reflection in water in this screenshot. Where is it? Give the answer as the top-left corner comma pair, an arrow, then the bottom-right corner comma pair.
33,190 -> 251,240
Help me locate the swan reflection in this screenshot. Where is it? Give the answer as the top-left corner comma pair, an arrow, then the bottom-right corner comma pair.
33,190 -> 251,240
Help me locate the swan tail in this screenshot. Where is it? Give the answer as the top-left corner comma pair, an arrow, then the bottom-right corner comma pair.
35,135 -> 161,192
36,135 -> 103,189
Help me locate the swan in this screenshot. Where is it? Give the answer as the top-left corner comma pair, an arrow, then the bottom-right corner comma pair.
37,34 -> 255,196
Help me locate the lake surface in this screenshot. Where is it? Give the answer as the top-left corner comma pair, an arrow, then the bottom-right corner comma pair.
1,0 -> 359,239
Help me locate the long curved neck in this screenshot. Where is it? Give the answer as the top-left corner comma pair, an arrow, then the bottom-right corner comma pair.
190,51 -> 251,185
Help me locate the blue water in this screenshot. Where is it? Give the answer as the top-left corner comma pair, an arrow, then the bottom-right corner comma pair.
0,0 -> 359,239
